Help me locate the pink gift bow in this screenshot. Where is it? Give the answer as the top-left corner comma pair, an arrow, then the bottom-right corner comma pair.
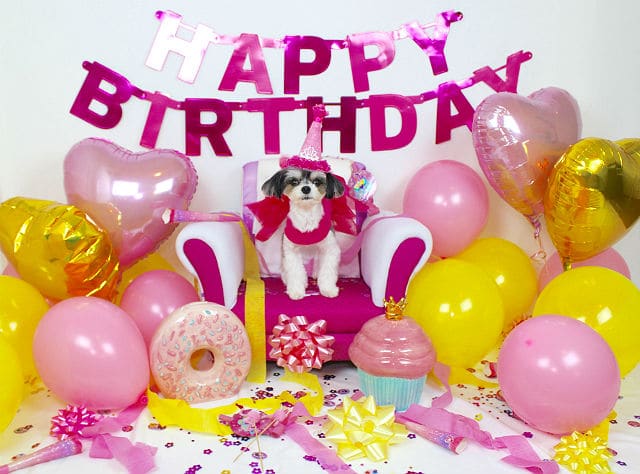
269,314 -> 335,373
50,395 -> 156,474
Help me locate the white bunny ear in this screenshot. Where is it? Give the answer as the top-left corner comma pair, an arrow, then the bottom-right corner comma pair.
261,169 -> 289,198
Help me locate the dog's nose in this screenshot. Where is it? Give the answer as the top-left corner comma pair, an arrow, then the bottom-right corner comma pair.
301,185 -> 311,194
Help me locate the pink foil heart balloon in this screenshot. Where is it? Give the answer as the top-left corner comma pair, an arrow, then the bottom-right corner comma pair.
64,138 -> 198,268
472,87 -> 581,229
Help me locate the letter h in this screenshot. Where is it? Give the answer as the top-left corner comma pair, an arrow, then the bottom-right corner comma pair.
145,10 -> 213,83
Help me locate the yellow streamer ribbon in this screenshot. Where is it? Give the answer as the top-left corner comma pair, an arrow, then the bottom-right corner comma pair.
146,371 -> 324,435
324,395 -> 407,462
239,223 -> 266,383
280,369 -> 325,415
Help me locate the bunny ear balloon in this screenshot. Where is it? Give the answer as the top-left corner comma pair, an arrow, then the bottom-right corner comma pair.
472,87 -> 582,240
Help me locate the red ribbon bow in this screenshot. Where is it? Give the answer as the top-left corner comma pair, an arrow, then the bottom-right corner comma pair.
268,314 -> 335,373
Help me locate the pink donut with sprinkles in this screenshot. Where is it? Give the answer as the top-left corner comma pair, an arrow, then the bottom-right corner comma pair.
149,301 -> 251,403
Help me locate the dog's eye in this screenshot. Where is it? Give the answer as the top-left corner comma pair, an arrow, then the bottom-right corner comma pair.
312,178 -> 324,186
288,179 -> 300,186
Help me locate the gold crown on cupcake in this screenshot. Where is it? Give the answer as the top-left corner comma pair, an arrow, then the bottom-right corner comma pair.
384,297 -> 407,321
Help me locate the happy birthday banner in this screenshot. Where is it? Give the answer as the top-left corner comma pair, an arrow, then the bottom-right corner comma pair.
70,10 -> 532,157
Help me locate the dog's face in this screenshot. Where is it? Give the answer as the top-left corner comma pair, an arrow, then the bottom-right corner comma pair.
261,167 -> 344,204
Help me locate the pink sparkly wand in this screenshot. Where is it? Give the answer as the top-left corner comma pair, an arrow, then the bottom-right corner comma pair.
0,438 -> 82,473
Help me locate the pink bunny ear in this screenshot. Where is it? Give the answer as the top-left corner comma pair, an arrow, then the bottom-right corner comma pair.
280,104 -> 331,172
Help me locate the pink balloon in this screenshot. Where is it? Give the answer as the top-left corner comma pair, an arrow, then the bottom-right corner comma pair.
2,262 -> 20,278
120,270 -> 199,347
497,315 -> 620,435
33,297 -> 149,410
472,87 -> 581,226
538,248 -> 631,292
402,160 -> 488,257
64,138 -> 198,268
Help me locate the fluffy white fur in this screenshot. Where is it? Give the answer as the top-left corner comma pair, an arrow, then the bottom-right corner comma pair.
261,168 -> 344,300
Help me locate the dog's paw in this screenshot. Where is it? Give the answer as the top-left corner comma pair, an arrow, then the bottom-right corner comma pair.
319,284 -> 339,298
286,285 -> 306,300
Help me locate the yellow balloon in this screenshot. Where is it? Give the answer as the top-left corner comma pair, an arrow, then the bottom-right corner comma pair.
0,275 -> 50,379
533,266 -> 640,376
457,238 -> 537,331
115,252 -> 175,304
406,259 -> 504,368
544,138 -> 640,269
0,335 -> 24,432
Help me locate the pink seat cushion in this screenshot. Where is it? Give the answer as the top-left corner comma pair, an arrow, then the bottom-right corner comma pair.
231,277 -> 382,361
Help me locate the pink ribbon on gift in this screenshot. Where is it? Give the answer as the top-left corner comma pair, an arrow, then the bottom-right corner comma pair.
268,314 -> 335,373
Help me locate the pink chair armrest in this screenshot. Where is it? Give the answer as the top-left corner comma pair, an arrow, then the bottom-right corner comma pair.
175,221 -> 245,307
360,213 -> 432,306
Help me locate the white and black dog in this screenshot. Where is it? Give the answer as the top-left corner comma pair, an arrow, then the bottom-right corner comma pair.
261,167 -> 345,300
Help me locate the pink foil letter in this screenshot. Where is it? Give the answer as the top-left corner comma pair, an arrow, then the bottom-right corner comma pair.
348,32 -> 395,93
473,50 -> 532,93
245,98 -> 299,154
218,33 -> 273,94
307,97 -> 357,154
284,36 -> 331,94
435,82 -> 475,144
145,11 -> 212,83
369,95 -> 417,151
184,98 -> 233,156
406,11 -> 463,76
70,61 -> 133,129
140,93 -> 176,148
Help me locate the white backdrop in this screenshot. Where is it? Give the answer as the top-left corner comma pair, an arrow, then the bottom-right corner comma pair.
1,0 -> 638,285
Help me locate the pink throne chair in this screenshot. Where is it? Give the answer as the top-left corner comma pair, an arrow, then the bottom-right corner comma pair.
174,156 -> 433,360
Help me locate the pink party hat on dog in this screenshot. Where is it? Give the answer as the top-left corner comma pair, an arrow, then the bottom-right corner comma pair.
280,105 -> 330,172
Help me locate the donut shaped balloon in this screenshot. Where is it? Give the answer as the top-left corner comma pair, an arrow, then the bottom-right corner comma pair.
150,302 -> 251,403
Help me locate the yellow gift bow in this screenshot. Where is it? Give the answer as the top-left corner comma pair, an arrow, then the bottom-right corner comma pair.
324,395 -> 407,462
553,414 -> 615,474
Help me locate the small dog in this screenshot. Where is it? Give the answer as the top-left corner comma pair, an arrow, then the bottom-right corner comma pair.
261,167 -> 345,300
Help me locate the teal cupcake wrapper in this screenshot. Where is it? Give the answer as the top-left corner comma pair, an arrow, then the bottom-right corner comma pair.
357,369 -> 426,412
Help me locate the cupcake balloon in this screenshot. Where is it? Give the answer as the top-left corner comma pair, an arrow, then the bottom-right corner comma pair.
348,297 -> 436,411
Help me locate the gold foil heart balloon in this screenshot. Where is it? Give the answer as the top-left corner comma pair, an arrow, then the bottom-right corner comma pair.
544,138 -> 640,269
0,197 -> 120,301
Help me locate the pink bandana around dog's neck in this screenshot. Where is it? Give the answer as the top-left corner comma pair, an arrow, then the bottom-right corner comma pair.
284,199 -> 333,245
279,104 -> 330,172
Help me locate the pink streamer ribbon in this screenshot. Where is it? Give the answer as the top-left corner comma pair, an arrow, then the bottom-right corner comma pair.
80,395 -> 156,474
396,406 -> 558,473
162,208 -> 241,224
395,365 -> 559,474
283,403 -> 357,473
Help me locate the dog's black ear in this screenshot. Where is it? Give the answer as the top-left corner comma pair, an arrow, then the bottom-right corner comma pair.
261,169 -> 288,198
324,173 -> 345,199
